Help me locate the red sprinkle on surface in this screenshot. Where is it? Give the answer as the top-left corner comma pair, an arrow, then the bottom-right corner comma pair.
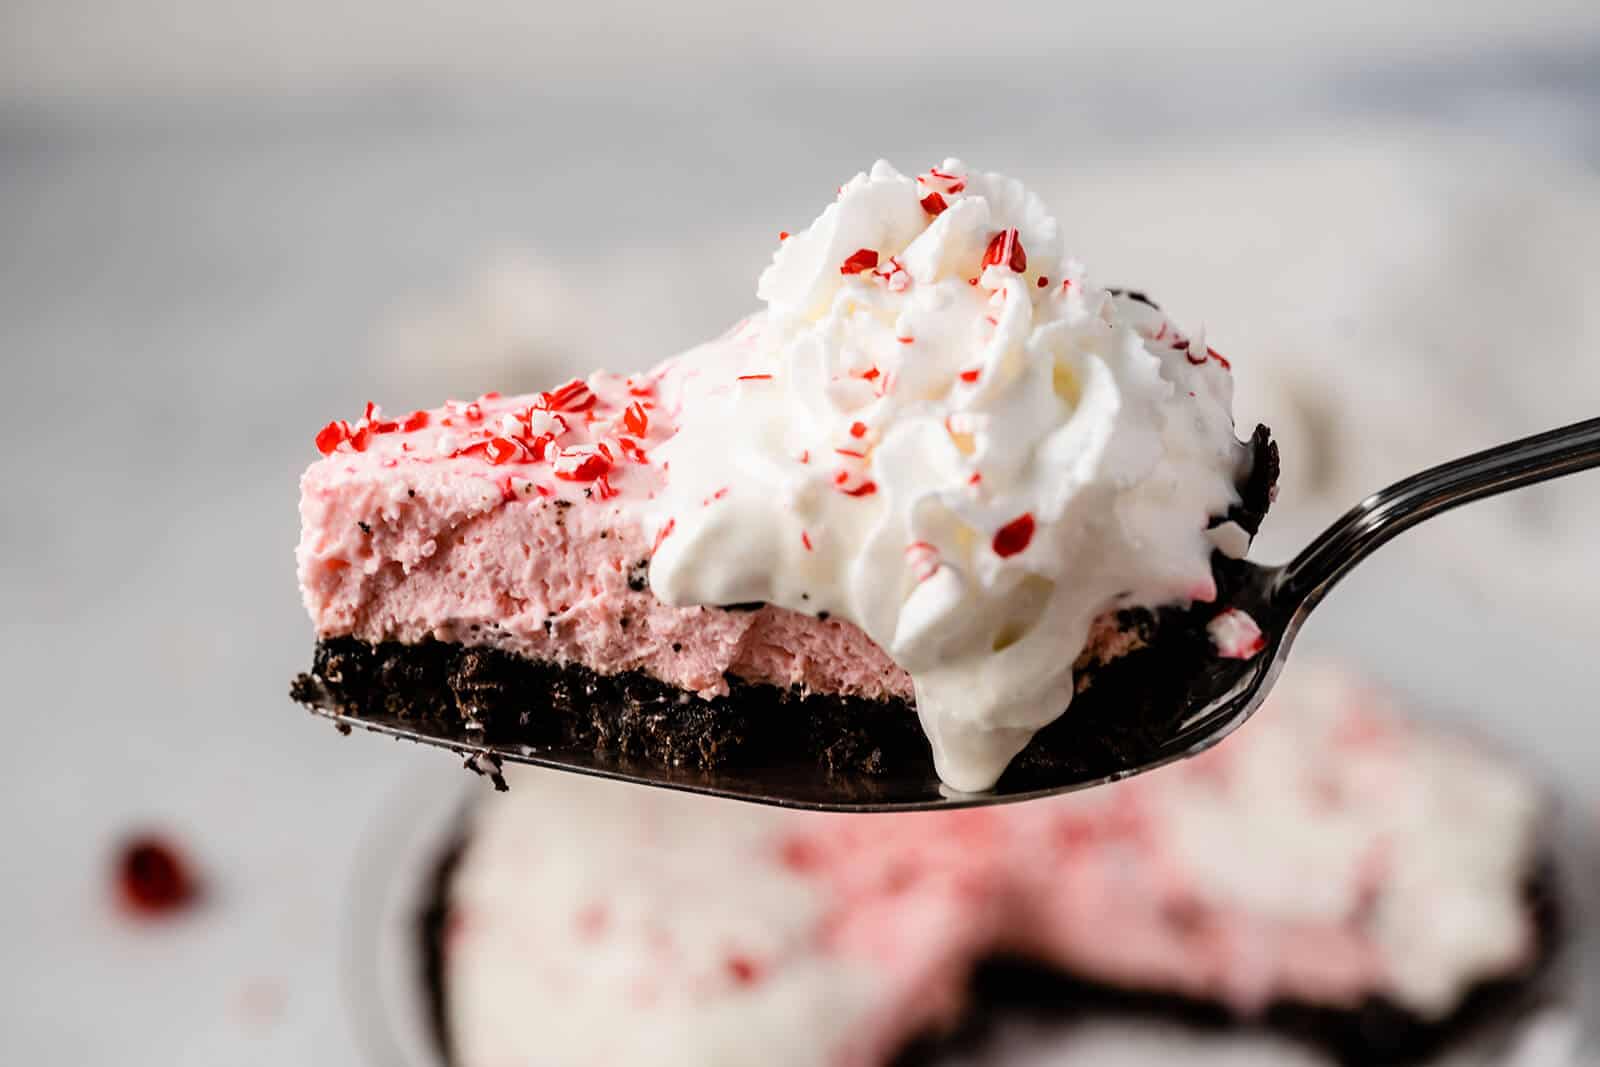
541,379 -> 598,414
553,452 -> 611,482
839,248 -> 880,275
849,421 -> 867,438
920,192 -> 948,216
835,448 -> 865,458
801,531 -> 813,551
992,513 -> 1036,558
1206,346 -> 1233,370
1037,276 -> 1049,288
860,367 -> 880,380
349,425 -> 373,452
779,231 -> 790,241
314,420 -> 348,455
115,836 -> 199,917
841,481 -> 878,497
651,518 -> 676,554
968,472 -> 982,485
496,476 -> 518,503
401,410 -> 430,432
484,437 -> 522,465
737,374 -> 773,381
623,401 -> 649,437
798,450 -> 810,464
982,228 -> 1027,273
725,956 -> 764,987
958,368 -> 981,383
896,335 -> 914,344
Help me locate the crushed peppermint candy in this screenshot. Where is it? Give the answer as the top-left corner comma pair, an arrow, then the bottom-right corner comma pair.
308,378 -> 670,507
839,248 -> 880,275
982,228 -> 1027,274
991,513 -> 1036,558
1208,608 -> 1266,660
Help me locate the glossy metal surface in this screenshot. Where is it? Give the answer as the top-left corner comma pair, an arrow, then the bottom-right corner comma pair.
311,416 -> 1600,811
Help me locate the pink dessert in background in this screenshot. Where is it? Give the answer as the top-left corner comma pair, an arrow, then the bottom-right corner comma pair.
442,663 -> 1545,1067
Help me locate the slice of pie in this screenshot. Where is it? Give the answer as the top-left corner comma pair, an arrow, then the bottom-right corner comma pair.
424,663 -> 1557,1067
292,159 -> 1277,791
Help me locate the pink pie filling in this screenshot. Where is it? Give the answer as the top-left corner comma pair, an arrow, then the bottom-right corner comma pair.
297,376 -> 1127,702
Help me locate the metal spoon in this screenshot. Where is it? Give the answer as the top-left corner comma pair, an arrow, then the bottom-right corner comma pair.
307,416 -> 1600,811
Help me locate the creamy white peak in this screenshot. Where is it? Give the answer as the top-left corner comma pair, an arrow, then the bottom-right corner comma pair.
648,159 -> 1250,791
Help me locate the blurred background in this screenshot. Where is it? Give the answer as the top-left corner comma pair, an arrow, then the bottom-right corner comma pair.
3,2 -> 1598,1063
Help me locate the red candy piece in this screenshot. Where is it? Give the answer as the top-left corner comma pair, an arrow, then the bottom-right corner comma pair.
540,379 -> 598,414
554,451 -> 611,482
623,401 -> 649,438
982,228 -> 1027,273
484,437 -> 523,465
992,513 -> 1036,558
651,517 -> 676,554
725,955 -> 764,986
115,836 -> 199,917
314,420 -> 348,455
920,192 -> 948,216
839,248 -> 880,275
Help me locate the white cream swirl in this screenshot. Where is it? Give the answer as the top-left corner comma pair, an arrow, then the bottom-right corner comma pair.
648,159 -> 1252,791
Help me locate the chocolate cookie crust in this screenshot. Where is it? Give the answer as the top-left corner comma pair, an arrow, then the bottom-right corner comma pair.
293,428 -> 1277,787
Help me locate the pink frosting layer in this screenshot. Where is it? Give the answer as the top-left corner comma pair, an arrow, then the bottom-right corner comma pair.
296,376 -> 913,700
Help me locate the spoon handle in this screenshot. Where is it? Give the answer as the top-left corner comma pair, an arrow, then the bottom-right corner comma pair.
1276,416 -> 1600,612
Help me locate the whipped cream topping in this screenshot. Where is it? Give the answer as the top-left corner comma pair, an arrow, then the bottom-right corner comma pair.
648,160 -> 1252,790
